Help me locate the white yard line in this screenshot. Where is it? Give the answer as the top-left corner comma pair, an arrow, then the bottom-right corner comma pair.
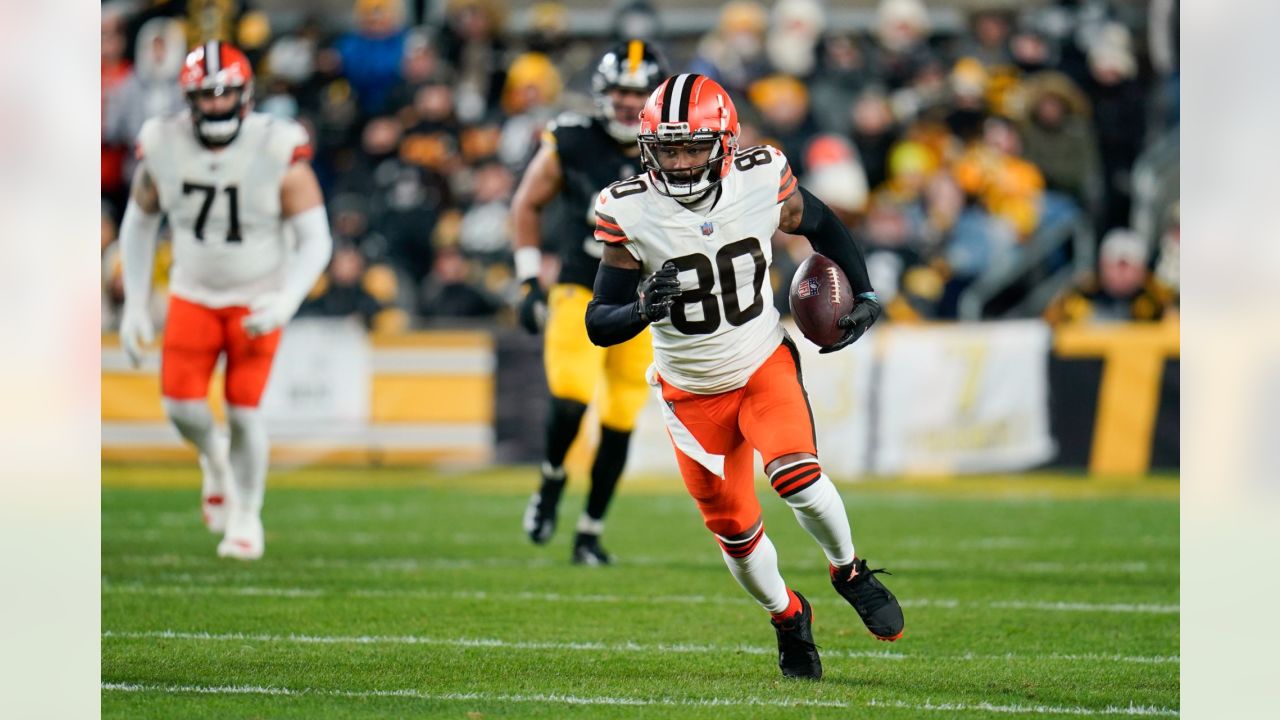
97,681 -> 847,708
865,699 -> 1179,716
109,552 -> 1177,576
102,580 -> 1179,615
989,601 -> 1180,614
101,629 -> 1177,666
101,681 -> 1178,716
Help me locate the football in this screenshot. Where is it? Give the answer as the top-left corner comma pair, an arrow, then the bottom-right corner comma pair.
789,253 -> 854,347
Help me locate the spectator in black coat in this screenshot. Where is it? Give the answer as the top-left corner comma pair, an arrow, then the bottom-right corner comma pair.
420,246 -> 501,319
299,243 -> 387,330
1084,31 -> 1146,233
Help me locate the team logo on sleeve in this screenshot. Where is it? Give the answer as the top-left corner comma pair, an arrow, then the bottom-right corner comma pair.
797,277 -> 819,299
701,221 -> 714,236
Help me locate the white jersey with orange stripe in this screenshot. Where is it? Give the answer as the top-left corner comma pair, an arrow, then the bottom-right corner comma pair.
136,111 -> 311,308
593,144 -> 799,394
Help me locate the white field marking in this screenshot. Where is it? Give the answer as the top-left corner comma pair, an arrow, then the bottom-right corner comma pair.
989,601 -> 1180,614
101,682 -> 1179,716
892,536 -> 1178,551
101,629 -> 1178,666
108,552 -> 1176,577
865,698 -> 1179,717
112,554 -> 560,571
102,581 -> 1179,616
624,557 -> 1172,576
100,681 -> 850,708
101,629 -> 902,661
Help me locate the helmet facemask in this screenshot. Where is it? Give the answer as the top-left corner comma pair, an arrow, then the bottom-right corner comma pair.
188,82 -> 253,147
591,40 -> 667,143
639,127 -> 736,202
595,88 -> 649,143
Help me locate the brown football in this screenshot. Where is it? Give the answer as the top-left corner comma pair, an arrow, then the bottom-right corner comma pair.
789,253 -> 854,347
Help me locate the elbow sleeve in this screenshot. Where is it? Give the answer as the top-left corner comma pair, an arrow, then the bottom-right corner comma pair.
118,199 -> 163,304
796,186 -> 874,295
283,205 -> 333,305
585,264 -> 647,347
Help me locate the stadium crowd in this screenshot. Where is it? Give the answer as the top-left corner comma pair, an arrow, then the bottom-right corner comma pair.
101,0 -> 1180,332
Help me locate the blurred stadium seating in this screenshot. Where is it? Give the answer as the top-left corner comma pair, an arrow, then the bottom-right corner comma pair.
100,0 -> 1178,475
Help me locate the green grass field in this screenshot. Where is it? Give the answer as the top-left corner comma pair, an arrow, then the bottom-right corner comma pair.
102,465 -> 1179,719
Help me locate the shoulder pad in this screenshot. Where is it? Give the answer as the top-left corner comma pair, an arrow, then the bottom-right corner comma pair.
548,111 -> 592,132
135,116 -> 162,150
261,115 -> 313,165
593,175 -> 650,245
734,144 -> 794,204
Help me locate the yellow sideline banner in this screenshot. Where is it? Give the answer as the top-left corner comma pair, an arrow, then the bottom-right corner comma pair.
622,319 -> 1179,480
102,319 -> 493,466
1055,319 -> 1180,476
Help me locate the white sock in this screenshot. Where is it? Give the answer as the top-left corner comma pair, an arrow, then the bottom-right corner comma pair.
718,526 -> 790,614
576,514 -> 604,535
772,462 -> 855,567
226,404 -> 269,517
163,398 -> 230,487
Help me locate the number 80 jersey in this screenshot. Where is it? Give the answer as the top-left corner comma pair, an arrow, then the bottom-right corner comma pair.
136,112 -> 311,308
593,145 -> 798,394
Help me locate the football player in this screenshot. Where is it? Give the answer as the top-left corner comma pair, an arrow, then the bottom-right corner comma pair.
584,74 -> 903,679
511,40 -> 667,565
118,42 -> 333,560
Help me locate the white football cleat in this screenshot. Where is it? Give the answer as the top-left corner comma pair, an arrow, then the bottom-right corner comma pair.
200,434 -> 232,534
217,511 -> 264,561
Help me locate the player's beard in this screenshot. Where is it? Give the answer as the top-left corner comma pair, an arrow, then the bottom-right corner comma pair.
198,115 -> 242,146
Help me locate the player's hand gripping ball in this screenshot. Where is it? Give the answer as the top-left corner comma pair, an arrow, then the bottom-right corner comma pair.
788,253 -> 881,352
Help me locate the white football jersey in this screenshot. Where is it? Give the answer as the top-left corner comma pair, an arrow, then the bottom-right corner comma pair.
594,145 -> 798,394
136,111 -> 310,308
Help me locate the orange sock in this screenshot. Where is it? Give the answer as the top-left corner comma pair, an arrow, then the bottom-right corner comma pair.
770,588 -> 803,623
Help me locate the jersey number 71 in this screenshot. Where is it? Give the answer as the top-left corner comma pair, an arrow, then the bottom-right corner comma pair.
182,181 -> 243,243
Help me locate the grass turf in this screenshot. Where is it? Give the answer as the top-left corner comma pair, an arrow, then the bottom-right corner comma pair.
102,465 -> 1178,719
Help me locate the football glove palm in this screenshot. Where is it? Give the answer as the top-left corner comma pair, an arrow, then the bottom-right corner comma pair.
819,292 -> 881,354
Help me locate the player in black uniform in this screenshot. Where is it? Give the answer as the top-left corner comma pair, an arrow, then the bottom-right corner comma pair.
511,40 -> 668,564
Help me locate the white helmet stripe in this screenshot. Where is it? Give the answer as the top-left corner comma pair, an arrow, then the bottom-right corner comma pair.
666,73 -> 690,123
204,40 -> 221,75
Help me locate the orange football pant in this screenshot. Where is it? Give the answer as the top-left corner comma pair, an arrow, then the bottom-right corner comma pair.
657,340 -> 818,541
161,294 -> 282,407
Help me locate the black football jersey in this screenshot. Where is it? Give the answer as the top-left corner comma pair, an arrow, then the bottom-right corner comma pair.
543,112 -> 642,288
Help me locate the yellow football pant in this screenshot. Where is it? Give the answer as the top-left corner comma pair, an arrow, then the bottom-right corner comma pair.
544,283 -> 652,431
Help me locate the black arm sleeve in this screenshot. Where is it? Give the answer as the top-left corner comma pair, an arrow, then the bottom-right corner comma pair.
794,186 -> 874,296
585,263 -> 648,347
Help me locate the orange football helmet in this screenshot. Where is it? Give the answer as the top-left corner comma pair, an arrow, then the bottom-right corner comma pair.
637,74 -> 740,200
179,40 -> 255,146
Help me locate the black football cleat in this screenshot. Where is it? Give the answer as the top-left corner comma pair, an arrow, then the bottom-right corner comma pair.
771,592 -> 822,680
522,471 -> 565,545
830,558 -> 904,641
571,532 -> 613,566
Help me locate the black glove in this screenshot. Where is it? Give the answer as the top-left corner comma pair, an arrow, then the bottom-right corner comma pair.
638,262 -> 682,322
517,279 -> 548,334
820,292 -> 882,354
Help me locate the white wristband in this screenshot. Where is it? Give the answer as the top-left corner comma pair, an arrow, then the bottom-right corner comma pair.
515,246 -> 542,282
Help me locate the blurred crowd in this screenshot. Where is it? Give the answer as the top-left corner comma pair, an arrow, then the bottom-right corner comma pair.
101,0 -> 1180,332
